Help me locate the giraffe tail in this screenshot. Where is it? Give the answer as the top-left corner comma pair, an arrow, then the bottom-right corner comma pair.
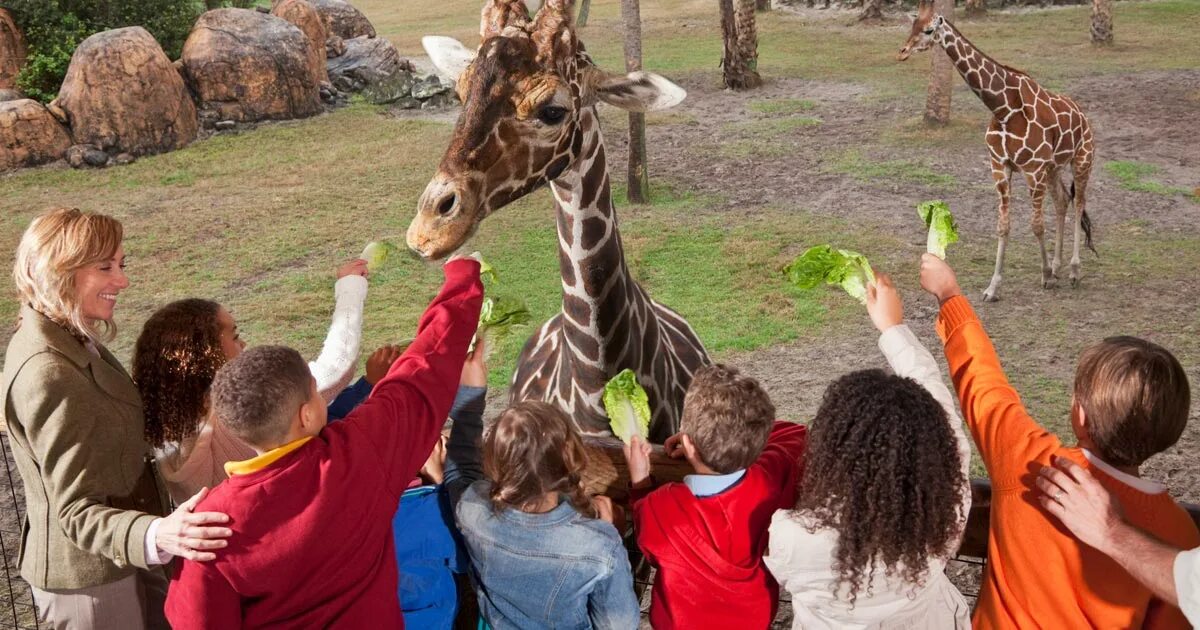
1068,181 -> 1098,255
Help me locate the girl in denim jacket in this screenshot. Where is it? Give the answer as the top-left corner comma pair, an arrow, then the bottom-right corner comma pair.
456,401 -> 640,629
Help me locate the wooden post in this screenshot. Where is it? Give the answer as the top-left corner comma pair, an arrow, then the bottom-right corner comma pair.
582,437 -> 693,502
622,0 -> 649,204
577,0 -> 592,26
923,0 -> 954,126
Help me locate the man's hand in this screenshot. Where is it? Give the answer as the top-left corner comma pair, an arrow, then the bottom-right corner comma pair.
622,435 -> 653,488
1036,457 -> 1126,554
919,253 -> 963,305
155,487 -> 232,562
337,258 -> 369,280
365,344 -> 404,385
866,271 -> 903,332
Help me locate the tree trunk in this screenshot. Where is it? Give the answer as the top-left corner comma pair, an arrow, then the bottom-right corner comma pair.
622,0 -> 649,203
923,0 -> 954,125
857,0 -> 884,21
1090,0 -> 1113,45
756,0 -> 771,11
965,0 -> 986,17
720,0 -> 762,90
577,0 -> 592,27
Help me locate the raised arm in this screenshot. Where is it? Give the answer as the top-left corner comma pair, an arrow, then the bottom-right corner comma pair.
309,260 -> 369,402
443,347 -> 488,508
339,257 -> 483,496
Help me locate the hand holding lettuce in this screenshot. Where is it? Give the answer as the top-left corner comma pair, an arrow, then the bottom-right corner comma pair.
474,295 -> 532,359
917,200 -> 959,259
361,240 -> 402,273
783,245 -> 876,304
603,369 -> 651,445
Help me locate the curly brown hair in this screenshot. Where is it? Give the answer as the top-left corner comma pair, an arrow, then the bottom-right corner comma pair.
794,369 -> 965,606
133,299 -> 226,448
483,401 -> 595,518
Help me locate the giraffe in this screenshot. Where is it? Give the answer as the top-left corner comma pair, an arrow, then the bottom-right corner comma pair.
407,0 -> 711,441
899,0 -> 1096,302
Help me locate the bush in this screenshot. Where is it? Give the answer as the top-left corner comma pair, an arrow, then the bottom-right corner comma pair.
1,0 -> 204,102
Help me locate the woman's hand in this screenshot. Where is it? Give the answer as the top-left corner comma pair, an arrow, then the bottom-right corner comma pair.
155,487 -> 232,562
866,271 -> 903,332
337,258 -> 369,280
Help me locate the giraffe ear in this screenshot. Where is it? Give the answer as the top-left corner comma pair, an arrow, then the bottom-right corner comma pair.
422,36 -> 476,84
592,71 -> 687,112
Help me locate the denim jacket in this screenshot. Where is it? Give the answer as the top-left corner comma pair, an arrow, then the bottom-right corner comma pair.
456,481 -> 640,629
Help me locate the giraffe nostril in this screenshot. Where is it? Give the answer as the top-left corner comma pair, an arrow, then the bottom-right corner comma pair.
437,193 -> 457,216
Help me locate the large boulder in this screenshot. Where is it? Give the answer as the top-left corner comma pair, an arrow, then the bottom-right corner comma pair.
0,99 -> 70,171
182,9 -> 323,123
326,36 -> 411,93
306,0 -> 376,40
270,0 -> 329,83
51,27 -> 198,158
0,8 -> 27,90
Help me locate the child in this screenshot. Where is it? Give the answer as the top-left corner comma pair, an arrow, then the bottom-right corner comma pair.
456,401 -> 640,629
920,253 -> 1198,628
622,362 -> 807,629
164,256 -> 482,628
135,257 -> 372,506
763,272 -> 972,629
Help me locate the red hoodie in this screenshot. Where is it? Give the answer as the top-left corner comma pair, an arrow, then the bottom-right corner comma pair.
631,421 -> 807,630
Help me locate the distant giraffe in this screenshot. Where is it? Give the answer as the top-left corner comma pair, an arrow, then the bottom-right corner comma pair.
900,0 -> 1095,302
407,0 -> 710,441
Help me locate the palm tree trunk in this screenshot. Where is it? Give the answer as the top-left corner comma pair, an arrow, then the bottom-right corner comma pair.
622,0 -> 649,203
1090,0 -> 1113,44
923,0 -> 954,125
577,0 -> 592,27
720,0 -> 762,90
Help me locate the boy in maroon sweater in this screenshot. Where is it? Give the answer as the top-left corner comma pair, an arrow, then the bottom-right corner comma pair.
165,257 -> 482,629
624,364 -> 807,630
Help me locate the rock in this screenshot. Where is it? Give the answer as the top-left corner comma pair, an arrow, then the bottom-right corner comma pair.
364,72 -> 414,104
182,9 -> 323,123
306,0 -> 376,40
411,74 -> 451,100
83,147 -> 110,167
327,36 -> 405,93
214,120 -> 236,130
52,27 -> 198,158
420,91 -> 458,109
0,99 -> 71,171
0,8 -> 27,90
325,34 -> 346,58
65,144 -> 87,168
65,144 -> 110,169
392,97 -> 420,110
45,103 -> 68,125
0,88 -> 22,102
114,152 -> 136,165
270,0 -> 329,83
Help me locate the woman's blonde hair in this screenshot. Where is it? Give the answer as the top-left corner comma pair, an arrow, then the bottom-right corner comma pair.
483,401 -> 596,518
13,208 -> 124,344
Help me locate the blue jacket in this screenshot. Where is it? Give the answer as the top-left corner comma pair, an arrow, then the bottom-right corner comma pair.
456,481 -> 640,629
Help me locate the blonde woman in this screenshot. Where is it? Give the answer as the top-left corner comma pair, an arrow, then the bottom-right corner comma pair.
1,208 -> 232,629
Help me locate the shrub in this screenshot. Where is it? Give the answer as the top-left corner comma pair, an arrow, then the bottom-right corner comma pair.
1,0 -> 204,102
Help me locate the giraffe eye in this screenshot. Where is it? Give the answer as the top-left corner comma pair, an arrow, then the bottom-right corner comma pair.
923,27 -> 934,34
538,106 -> 568,125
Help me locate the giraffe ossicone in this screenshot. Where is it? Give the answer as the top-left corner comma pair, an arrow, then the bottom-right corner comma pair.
408,0 -> 710,441
899,0 -> 1096,302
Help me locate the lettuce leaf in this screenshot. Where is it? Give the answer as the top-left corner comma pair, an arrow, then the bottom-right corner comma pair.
602,369 -> 651,444
474,295 -> 532,359
783,245 -> 876,304
361,240 -> 402,272
917,200 -> 959,259
479,258 -> 499,285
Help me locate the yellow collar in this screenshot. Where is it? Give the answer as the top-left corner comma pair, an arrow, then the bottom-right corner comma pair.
224,437 -> 313,476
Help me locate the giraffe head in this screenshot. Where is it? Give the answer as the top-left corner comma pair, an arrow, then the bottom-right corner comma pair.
406,0 -> 686,260
897,0 -> 946,61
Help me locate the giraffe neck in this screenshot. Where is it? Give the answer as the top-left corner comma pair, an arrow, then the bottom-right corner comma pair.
548,107 -> 646,377
936,19 -> 1019,118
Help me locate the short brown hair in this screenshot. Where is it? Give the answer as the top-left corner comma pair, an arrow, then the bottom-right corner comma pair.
1074,336 -> 1190,467
210,346 -> 312,448
679,364 -> 775,473
483,401 -> 594,518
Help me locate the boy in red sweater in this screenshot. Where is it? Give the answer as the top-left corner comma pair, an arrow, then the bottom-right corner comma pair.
920,254 -> 1197,629
165,257 -> 482,629
623,364 -> 806,629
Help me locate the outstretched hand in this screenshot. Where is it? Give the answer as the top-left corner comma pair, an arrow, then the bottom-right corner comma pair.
155,487 -> 232,562
337,258 -> 369,280
460,345 -> 487,387
1036,457 -> 1125,554
866,271 -> 903,332
365,344 -> 405,385
919,253 -> 962,304
622,435 -> 653,488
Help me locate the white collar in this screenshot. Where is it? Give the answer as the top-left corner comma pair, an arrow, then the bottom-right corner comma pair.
1082,449 -> 1166,495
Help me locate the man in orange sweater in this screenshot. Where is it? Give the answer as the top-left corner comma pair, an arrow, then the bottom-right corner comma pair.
920,254 -> 1197,628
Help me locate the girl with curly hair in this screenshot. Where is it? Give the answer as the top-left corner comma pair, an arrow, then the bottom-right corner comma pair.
455,401 -> 640,628
763,272 -> 972,629
133,259 -> 372,506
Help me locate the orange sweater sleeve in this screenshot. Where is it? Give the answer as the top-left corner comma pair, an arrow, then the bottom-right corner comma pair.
936,296 -> 1061,488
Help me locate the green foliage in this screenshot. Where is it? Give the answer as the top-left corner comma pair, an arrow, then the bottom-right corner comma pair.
602,369 -> 651,444
784,245 -> 876,304
1104,160 -> 1198,201
2,0 -> 202,102
747,98 -> 816,115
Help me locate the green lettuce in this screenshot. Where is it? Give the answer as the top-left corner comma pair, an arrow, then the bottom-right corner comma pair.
474,295 -> 532,358
917,200 -> 959,259
602,369 -> 651,444
479,258 -> 499,285
783,245 -> 876,304
361,240 -> 402,272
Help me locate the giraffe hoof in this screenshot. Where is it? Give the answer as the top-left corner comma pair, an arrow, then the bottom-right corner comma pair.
983,289 -> 1001,303
1043,277 -> 1057,290
1070,276 -> 1080,289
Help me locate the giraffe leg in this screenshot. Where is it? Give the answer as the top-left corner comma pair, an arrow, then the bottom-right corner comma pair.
1024,168 -> 1053,289
1070,172 -> 1090,287
1048,169 -> 1069,281
984,160 -> 1012,302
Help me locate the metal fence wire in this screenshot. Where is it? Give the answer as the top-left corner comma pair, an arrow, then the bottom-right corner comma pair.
1,430 -> 38,630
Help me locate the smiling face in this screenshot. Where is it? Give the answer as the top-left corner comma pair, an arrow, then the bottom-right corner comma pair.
898,1 -> 942,61
73,244 -> 128,322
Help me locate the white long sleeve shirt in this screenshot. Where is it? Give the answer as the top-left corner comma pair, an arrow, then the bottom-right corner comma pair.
1177,547 -> 1200,627
763,324 -> 973,630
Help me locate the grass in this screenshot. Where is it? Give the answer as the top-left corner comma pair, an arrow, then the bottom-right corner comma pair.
825,149 -> 958,188
725,116 -> 823,135
1104,160 -> 1198,201
748,98 -> 817,115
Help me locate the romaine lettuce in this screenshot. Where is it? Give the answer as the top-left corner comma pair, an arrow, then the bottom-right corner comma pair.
917,200 -> 959,259
602,369 -> 651,444
783,245 -> 876,304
